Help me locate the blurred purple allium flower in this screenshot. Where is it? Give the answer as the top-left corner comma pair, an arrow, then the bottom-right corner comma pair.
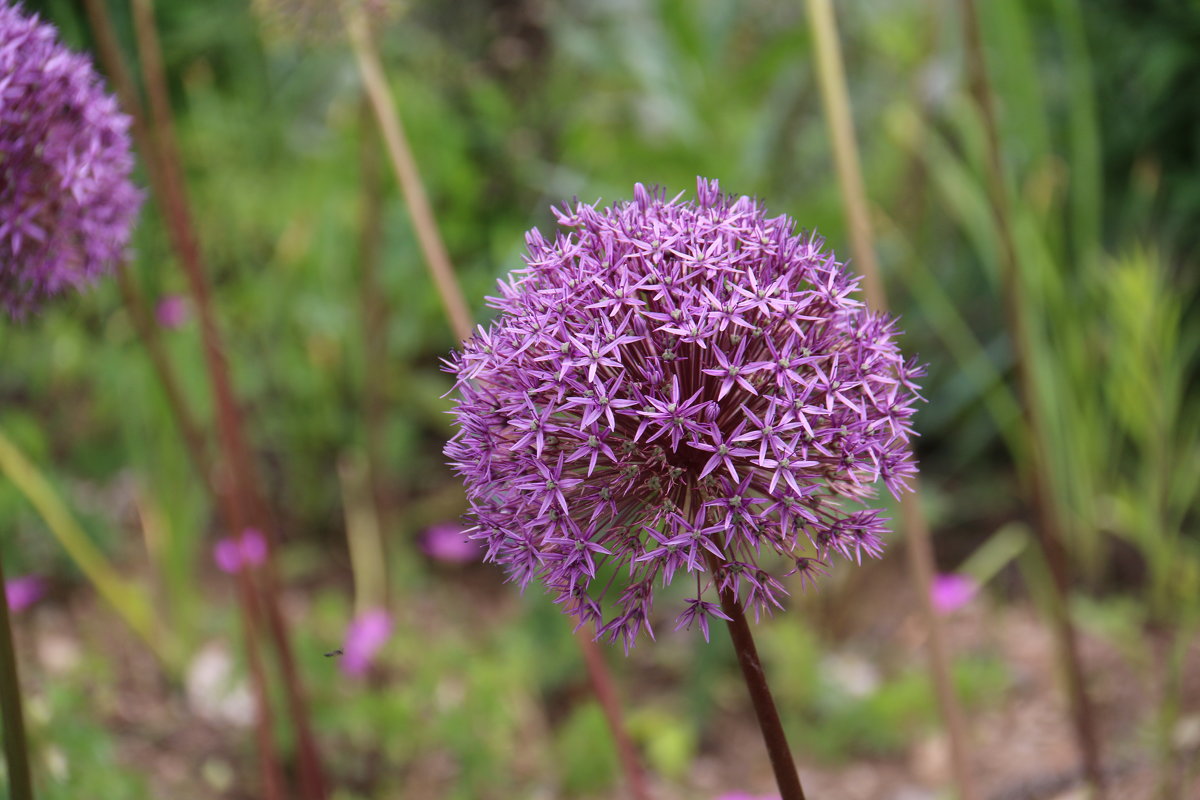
930,573 -> 977,614
0,1 -> 141,318
213,529 -> 268,574
444,179 -> 923,650
340,608 -> 392,678
155,294 -> 190,328
4,575 -> 45,612
419,522 -> 484,564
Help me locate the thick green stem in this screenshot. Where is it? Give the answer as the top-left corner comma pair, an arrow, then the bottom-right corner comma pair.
0,548 -> 35,800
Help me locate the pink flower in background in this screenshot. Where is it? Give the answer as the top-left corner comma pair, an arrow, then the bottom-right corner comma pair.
239,529 -> 267,567
4,575 -> 45,612
716,793 -> 780,800
931,573 -> 978,614
155,294 -> 190,329
213,529 -> 269,574
419,522 -> 483,564
341,608 -> 392,678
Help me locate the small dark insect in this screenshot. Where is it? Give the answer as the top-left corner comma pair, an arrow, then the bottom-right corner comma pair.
324,648 -> 344,658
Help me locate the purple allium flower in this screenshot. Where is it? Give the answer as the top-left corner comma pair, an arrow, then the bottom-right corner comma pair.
420,521 -> 484,564
445,179 -> 923,650
155,294 -> 189,329
930,573 -> 977,614
4,575 -> 45,612
0,1 -> 141,318
340,608 -> 392,678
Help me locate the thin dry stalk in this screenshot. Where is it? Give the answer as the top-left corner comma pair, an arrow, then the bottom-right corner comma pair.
803,2 -> 979,798
344,6 -> 474,342
959,1 -> 1106,796
356,94 -> 393,564
343,13 -> 650,797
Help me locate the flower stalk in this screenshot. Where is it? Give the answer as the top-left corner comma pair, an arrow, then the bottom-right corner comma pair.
0,548 -> 35,800
959,1 -> 1106,795
804,1 -> 979,797
344,13 -> 650,796
709,554 -> 806,800
81,0 -> 328,796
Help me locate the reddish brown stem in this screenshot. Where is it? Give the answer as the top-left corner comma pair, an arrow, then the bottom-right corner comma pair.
235,569 -> 286,800
574,630 -> 651,800
115,265 -> 214,490
708,561 -> 806,800
959,1 -> 1106,795
124,1 -> 328,794
83,1 -> 328,796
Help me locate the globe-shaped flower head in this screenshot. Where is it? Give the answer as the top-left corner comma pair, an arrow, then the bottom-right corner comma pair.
0,1 -> 142,317
446,179 -> 923,650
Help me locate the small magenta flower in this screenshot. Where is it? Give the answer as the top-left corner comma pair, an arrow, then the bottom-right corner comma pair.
0,1 -> 141,318
155,294 -> 190,329
419,522 -> 483,564
4,575 -> 45,612
931,573 -> 978,614
213,529 -> 269,574
340,608 -> 392,678
445,179 -> 923,650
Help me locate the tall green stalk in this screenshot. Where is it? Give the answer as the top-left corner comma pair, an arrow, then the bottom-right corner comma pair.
803,2 -> 979,798
0,549 -> 34,800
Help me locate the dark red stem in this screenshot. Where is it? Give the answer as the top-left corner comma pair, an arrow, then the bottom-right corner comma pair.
709,556 -> 806,800
574,630 -> 651,800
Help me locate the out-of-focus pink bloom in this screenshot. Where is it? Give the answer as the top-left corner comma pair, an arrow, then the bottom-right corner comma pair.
4,576 -> 45,612
341,608 -> 392,678
716,793 -> 780,800
213,529 -> 270,574
155,294 -> 190,329
931,573 -> 978,614
240,529 -> 267,567
419,522 -> 483,564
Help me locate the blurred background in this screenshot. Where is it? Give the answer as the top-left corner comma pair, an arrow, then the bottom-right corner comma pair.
2,0 -> 1198,798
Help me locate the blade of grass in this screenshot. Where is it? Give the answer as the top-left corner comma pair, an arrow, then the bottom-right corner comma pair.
0,428 -> 170,666
1050,0 -> 1102,261
804,2 -> 979,797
